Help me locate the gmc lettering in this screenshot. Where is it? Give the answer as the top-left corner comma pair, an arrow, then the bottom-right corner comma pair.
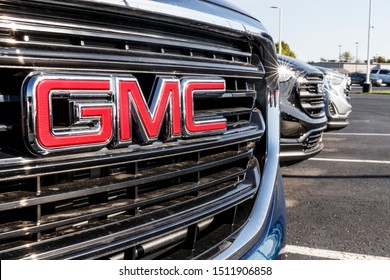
23,74 -> 227,154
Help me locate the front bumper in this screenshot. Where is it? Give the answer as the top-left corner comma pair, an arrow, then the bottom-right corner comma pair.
280,129 -> 324,165
326,99 -> 352,130
280,102 -> 327,166
325,88 -> 352,130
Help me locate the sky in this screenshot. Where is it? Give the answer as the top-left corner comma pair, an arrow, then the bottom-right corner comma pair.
226,0 -> 389,63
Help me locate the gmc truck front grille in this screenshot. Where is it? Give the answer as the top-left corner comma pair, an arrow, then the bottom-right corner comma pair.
298,75 -> 326,118
0,139 -> 263,259
0,1 -> 267,259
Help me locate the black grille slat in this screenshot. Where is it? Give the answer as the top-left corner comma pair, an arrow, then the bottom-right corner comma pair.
0,8 -> 263,78
0,31 -> 251,61
0,18 -> 250,56
0,149 -> 252,211
193,90 -> 256,128
195,108 -> 252,118
0,144 -> 256,254
0,122 -> 263,181
1,179 -> 256,259
0,166 -> 246,242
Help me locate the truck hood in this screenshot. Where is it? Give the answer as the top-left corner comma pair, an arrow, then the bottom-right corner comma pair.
75,0 -> 269,36
278,55 -> 323,76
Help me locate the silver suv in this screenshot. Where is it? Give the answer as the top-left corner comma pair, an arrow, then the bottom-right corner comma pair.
370,68 -> 390,86
315,67 -> 352,130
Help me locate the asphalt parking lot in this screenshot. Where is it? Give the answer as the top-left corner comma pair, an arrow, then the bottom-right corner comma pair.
350,85 -> 390,93
281,93 -> 390,260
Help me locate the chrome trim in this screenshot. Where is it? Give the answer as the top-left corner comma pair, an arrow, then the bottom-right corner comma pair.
280,125 -> 326,144
81,0 -> 266,36
213,87 -> 280,260
113,75 -> 182,145
0,0 -> 266,36
181,77 -> 227,137
22,73 -> 236,154
22,72 -> 115,155
279,143 -> 323,160
280,102 -> 327,126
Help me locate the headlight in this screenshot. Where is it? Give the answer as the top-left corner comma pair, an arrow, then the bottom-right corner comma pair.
323,75 -> 341,96
327,75 -> 343,86
278,65 -> 295,82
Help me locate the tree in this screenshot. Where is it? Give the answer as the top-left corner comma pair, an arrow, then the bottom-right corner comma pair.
275,41 -> 296,58
374,56 -> 386,63
341,51 -> 352,62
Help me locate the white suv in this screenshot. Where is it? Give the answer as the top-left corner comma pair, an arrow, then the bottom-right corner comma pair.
370,69 -> 390,85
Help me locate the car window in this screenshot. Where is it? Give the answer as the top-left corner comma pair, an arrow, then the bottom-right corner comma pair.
379,69 -> 390,75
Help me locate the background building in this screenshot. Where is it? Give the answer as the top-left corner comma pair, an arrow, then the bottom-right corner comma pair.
311,62 -> 390,74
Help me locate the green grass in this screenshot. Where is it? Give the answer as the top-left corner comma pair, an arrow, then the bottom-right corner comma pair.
371,91 -> 390,94
352,91 -> 390,95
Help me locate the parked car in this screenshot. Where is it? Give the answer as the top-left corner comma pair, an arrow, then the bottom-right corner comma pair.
349,72 -> 366,85
278,55 -> 327,166
316,67 -> 352,130
370,68 -> 390,85
348,72 -> 382,86
0,0 -> 285,260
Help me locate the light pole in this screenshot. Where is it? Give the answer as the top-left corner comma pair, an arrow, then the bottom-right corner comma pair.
338,45 -> 342,71
355,42 -> 359,72
270,6 -> 282,55
338,45 -> 342,61
363,0 -> 373,92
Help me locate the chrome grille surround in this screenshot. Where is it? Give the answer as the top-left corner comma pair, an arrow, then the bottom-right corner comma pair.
298,74 -> 326,118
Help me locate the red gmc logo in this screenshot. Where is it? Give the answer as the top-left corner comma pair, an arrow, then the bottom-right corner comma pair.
23,73 -> 227,154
